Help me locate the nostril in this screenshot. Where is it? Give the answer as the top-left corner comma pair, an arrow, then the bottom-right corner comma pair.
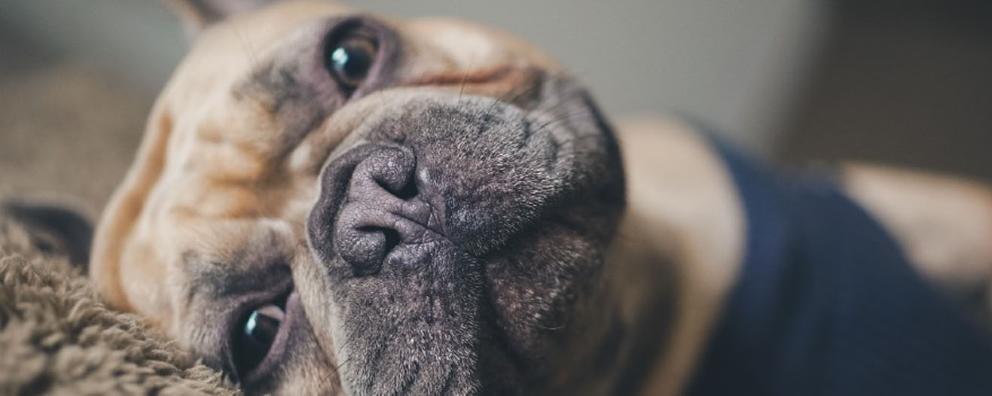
389,177 -> 418,200
379,227 -> 401,257
364,147 -> 418,201
381,228 -> 400,248
338,225 -> 401,276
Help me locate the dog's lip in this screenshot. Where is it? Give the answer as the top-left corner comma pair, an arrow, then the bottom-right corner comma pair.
238,288 -> 303,386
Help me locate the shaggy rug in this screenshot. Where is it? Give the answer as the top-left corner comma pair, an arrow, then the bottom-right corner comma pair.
0,215 -> 239,395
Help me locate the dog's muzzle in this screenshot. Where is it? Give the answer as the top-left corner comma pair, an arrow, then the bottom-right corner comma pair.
305,95 -> 553,394
302,80 -> 623,394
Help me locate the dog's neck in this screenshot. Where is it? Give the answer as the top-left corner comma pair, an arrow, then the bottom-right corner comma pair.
602,214 -> 681,394
562,119 -> 745,395
535,211 -> 674,394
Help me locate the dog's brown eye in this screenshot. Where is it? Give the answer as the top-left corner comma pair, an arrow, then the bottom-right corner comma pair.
232,304 -> 284,377
326,35 -> 377,91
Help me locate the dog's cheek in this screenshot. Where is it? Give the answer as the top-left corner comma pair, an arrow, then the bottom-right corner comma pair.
484,220 -> 607,374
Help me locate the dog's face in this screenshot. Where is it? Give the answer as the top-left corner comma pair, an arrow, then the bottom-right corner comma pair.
91,1 -> 624,394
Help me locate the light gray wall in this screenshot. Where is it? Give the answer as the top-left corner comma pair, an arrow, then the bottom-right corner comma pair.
0,0 -> 827,153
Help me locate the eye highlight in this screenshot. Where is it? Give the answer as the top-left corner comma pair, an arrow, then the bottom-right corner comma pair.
325,34 -> 378,92
231,303 -> 285,379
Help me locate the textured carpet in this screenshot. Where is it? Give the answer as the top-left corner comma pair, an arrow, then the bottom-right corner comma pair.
0,215 -> 238,395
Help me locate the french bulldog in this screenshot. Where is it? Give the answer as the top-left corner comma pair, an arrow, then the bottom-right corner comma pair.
72,0 -> 992,394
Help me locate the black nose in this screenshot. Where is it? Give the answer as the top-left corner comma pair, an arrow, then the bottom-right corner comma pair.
309,145 -> 436,276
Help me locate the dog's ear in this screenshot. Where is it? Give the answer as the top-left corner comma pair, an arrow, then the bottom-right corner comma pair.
2,201 -> 94,270
164,0 -> 281,34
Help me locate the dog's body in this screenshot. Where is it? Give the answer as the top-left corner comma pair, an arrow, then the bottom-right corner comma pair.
616,120 -> 992,394
74,1 -> 992,394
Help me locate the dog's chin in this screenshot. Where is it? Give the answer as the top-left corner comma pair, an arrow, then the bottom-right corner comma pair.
301,78 -> 624,394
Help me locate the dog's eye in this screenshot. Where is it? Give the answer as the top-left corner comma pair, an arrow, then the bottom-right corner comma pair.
326,35 -> 378,92
232,304 -> 284,377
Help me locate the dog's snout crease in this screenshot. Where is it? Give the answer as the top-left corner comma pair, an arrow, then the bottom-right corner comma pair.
338,147 -> 415,276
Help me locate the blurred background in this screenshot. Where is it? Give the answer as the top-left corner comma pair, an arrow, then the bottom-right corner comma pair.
1,0 -> 990,215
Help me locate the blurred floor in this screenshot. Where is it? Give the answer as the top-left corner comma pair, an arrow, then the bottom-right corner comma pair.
0,33 -> 148,215
780,0 -> 992,182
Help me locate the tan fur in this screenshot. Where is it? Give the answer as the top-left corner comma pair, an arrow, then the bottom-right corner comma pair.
608,118 -> 744,395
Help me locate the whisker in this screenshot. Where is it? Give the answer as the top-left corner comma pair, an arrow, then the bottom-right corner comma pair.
530,108 -> 593,135
458,69 -> 471,101
498,82 -> 541,107
232,27 -> 259,69
332,315 -> 406,375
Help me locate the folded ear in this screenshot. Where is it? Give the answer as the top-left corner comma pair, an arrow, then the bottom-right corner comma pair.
164,0 -> 281,34
2,201 -> 94,270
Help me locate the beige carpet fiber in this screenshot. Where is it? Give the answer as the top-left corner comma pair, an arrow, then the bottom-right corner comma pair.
0,215 -> 237,395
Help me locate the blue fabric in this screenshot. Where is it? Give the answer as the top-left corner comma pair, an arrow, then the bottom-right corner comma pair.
686,138 -> 992,396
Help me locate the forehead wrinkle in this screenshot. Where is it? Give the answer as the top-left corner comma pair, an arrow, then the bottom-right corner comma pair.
404,17 -> 562,72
